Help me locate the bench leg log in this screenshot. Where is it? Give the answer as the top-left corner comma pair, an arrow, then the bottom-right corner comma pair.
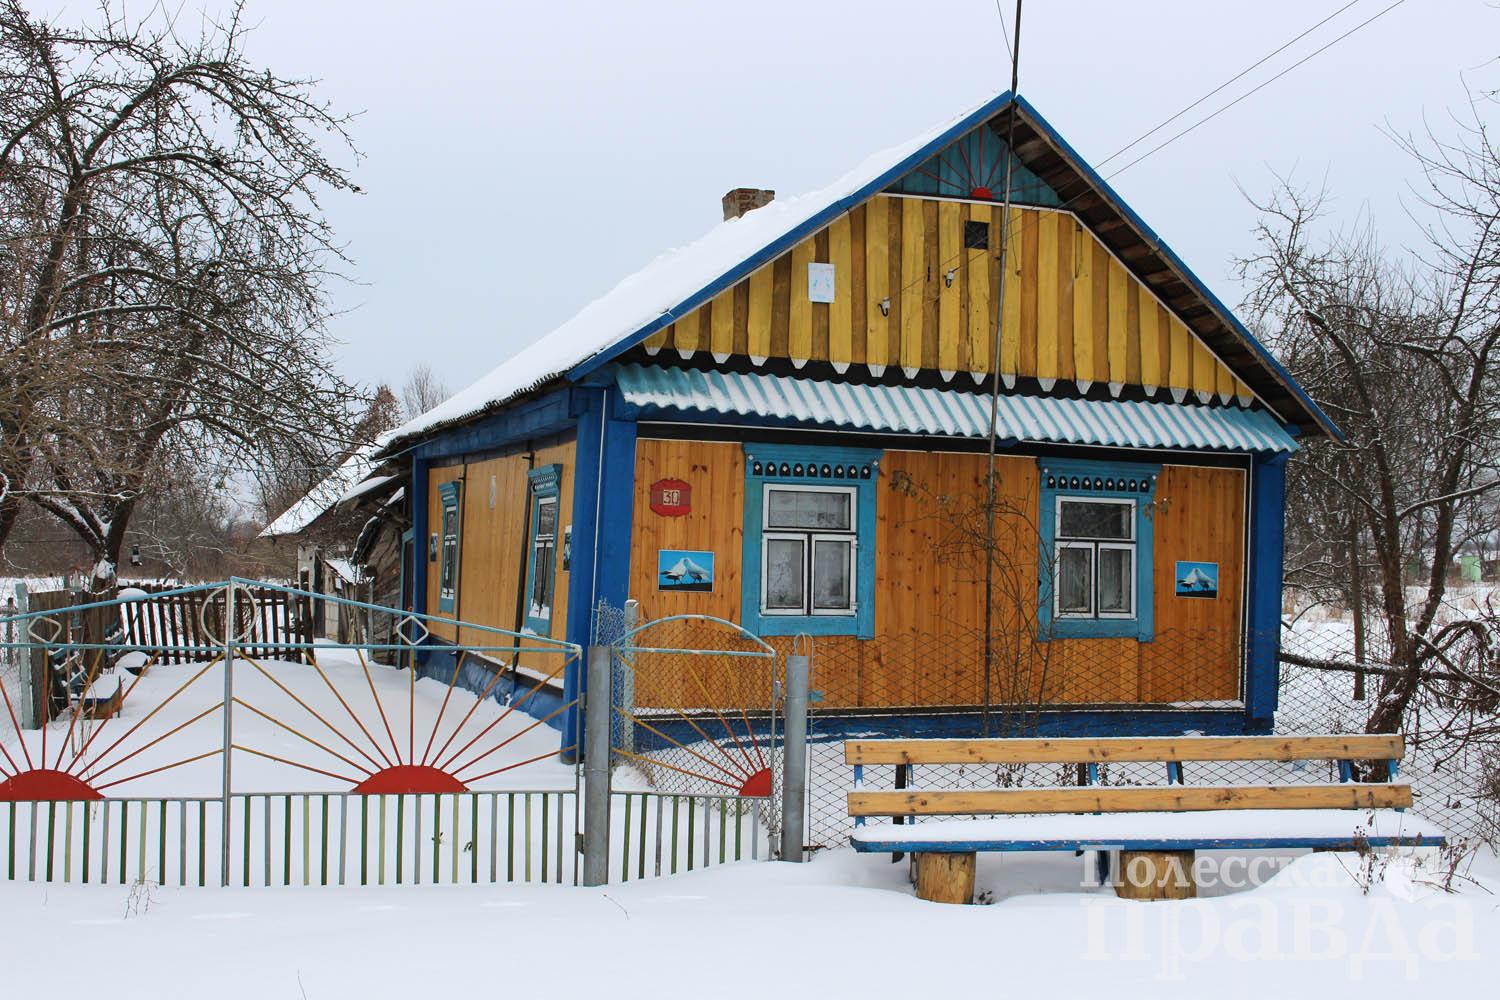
1116,850 -> 1196,901
913,852 -> 976,904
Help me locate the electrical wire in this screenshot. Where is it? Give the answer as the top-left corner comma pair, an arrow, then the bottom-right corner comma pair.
1097,0 -> 1368,169
1103,0 -> 1409,181
993,0 -> 1013,64
876,0 -> 1412,311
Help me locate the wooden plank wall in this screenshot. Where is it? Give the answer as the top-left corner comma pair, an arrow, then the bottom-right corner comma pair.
642,195 -> 1250,403
424,438 -> 576,676
626,438 -> 1245,709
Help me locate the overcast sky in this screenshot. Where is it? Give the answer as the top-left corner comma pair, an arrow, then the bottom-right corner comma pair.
35,1 -> 1500,398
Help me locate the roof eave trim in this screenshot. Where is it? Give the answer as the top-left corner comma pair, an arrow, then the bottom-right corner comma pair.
566,91 -> 1019,382
1010,94 -> 1343,444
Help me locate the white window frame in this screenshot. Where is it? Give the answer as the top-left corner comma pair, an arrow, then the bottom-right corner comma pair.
1095,541 -> 1136,619
1053,495 -> 1137,622
1054,540 -> 1094,618
760,532 -> 808,614
759,483 -> 858,618
810,533 -> 857,616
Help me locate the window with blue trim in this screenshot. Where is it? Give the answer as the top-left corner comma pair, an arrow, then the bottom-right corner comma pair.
1038,459 -> 1159,641
742,446 -> 879,638
523,464 -> 562,635
436,481 -> 462,613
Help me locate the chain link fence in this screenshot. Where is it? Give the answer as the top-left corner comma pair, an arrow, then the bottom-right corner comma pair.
799,620 -> 1497,852
593,602 -> 783,851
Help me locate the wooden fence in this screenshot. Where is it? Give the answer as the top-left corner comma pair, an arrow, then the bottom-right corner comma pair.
116,582 -> 314,664
20,583 -> 314,673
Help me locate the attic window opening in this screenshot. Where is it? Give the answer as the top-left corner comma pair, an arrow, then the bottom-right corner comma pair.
963,220 -> 989,250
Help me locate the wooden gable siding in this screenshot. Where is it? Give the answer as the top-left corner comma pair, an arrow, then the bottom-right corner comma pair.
424,438 -> 576,675
642,195 -> 1249,403
626,438 -> 1244,709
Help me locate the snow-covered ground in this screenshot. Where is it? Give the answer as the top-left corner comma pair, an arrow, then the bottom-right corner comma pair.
0,648 -> 577,795
0,847 -> 1490,997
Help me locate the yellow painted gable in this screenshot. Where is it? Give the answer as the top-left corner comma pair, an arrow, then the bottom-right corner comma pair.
643,194 -> 1251,404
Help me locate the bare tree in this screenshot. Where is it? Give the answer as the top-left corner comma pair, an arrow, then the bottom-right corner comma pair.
0,1 -> 365,589
1239,89 -> 1500,736
401,363 -> 451,421
887,468 -> 1059,737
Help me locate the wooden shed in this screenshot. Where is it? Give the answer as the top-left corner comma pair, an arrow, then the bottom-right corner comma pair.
382,92 -> 1339,745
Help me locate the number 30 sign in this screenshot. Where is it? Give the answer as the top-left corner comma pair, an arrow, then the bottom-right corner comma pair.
649,478 -> 692,517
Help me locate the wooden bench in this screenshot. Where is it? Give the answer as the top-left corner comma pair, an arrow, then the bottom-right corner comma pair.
845,735 -> 1447,904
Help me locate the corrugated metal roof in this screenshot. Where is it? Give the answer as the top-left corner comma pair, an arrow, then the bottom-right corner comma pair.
615,365 -> 1297,453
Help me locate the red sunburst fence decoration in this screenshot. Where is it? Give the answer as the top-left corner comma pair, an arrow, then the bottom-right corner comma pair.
0,583 -> 231,803
604,613 -> 779,801
0,581 -> 586,803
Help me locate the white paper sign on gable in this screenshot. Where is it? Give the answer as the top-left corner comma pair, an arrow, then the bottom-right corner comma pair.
807,262 -> 836,303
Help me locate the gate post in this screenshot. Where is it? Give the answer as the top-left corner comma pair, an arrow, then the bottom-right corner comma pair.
12,583 -> 34,730
582,644 -> 612,886
780,651 -> 809,862
220,583 -> 236,887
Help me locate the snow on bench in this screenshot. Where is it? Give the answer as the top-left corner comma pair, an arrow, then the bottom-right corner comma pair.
843,735 -> 1445,903
849,808 -> 1448,853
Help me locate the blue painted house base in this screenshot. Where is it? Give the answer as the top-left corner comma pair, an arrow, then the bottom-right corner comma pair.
624,707 -> 1264,760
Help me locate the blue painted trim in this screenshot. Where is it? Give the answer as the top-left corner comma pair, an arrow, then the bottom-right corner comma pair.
1011,94 -> 1341,443
411,387 -> 577,460
889,129 -> 1061,205
568,93 -> 1023,381
1038,458 -> 1160,641
806,709 -> 1255,743
740,443 -> 880,638
1245,453 -> 1288,723
521,465 -> 562,636
410,457 -> 431,616
850,835 -> 1446,854
561,386 -> 639,758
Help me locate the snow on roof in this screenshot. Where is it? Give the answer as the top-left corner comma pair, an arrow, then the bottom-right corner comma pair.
385,90 -> 1011,444
340,474 -> 397,504
259,442 -> 382,539
325,557 -> 362,586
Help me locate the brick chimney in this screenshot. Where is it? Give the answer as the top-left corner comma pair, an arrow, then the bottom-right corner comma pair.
722,187 -> 775,221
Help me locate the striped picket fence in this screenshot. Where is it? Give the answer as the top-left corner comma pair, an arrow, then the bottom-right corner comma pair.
0,789 -> 765,887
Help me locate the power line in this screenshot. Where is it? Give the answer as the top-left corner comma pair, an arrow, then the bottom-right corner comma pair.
1097,0 -> 1368,169
1104,0 -> 1409,181
880,0 -> 1409,309
982,0 -> 1023,737
993,0 -> 1013,64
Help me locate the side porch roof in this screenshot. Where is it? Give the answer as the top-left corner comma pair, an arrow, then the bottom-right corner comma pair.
615,364 -> 1297,454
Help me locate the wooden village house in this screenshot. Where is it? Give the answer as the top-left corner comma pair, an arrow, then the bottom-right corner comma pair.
376,92 -> 1339,749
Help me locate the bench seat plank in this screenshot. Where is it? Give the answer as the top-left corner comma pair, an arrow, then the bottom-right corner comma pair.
844,735 -> 1405,766
849,809 -> 1446,853
847,783 -> 1412,817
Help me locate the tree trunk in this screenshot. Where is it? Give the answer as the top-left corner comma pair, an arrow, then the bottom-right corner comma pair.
1349,513 -> 1366,700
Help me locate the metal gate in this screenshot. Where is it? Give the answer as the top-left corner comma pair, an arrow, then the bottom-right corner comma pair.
589,605 -> 781,881
0,579 -> 584,886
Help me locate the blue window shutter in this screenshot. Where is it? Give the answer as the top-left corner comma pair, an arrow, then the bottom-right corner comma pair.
523,465 -> 563,635
740,444 -> 879,638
